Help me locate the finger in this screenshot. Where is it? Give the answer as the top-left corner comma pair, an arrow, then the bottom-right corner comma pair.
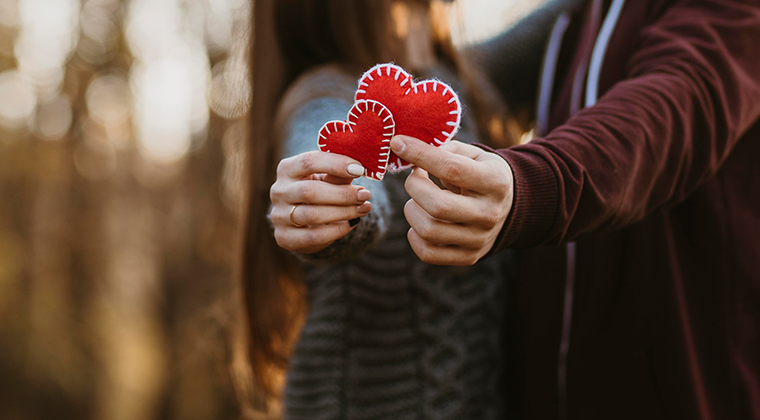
274,222 -> 356,254
440,179 -> 461,194
440,140 -> 487,160
278,151 -> 365,180
404,200 -> 487,249
320,174 -> 355,185
407,228 -> 480,266
390,136 -> 488,192
280,181 -> 371,206
404,168 -> 483,224
272,202 -> 371,227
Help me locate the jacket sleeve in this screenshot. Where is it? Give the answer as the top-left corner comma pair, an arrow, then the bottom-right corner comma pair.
489,0 -> 760,250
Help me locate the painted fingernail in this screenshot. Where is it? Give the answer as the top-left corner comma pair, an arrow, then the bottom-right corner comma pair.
349,217 -> 361,227
357,201 -> 371,213
390,136 -> 406,153
357,189 -> 371,201
347,164 -> 365,177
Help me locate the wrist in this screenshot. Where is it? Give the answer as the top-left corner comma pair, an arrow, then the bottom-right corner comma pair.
475,144 -> 559,251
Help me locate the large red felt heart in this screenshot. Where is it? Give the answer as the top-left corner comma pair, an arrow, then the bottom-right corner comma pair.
317,100 -> 395,181
355,63 -> 462,172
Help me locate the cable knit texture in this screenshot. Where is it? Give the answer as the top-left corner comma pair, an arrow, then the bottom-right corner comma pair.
276,64 -> 510,419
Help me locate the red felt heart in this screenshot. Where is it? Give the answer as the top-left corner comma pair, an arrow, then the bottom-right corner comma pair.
317,99 -> 395,181
355,63 -> 462,172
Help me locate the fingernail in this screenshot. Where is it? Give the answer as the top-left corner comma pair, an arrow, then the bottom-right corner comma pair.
357,189 -> 371,202
390,136 -> 406,153
357,201 -> 371,213
349,217 -> 361,227
347,164 -> 365,177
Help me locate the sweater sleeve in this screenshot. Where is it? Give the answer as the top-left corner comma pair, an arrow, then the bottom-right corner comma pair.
275,69 -> 393,263
489,0 -> 760,250
470,0 -> 589,111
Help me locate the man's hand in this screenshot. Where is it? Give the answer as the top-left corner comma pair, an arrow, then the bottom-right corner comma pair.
390,135 -> 514,266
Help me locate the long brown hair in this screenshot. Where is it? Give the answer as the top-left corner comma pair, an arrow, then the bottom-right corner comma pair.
242,0 -> 515,403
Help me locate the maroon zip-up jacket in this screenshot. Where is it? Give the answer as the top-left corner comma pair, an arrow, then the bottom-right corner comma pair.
485,0 -> 760,419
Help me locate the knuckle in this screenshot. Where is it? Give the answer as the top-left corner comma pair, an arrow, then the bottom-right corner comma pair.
298,182 -> 315,202
428,199 -> 451,219
491,159 -> 513,190
276,158 -> 288,177
408,145 -> 423,163
463,254 -> 479,266
410,236 -> 435,264
419,247 -> 437,264
468,232 -> 489,249
442,160 -> 465,182
404,172 -> 414,192
270,181 -> 285,202
267,206 -> 281,226
273,228 -> 288,248
299,205 -> 315,224
333,156 -> 351,174
479,210 -> 495,226
489,175 -> 509,197
450,253 -> 471,267
269,184 -> 279,202
337,222 -> 352,237
403,199 -> 415,217
416,220 -> 435,241
343,186 -> 356,204
493,172 -> 510,192
478,230 -> 492,247
344,205 -> 357,220
303,228 -> 322,246
299,152 -> 315,173
483,208 -> 502,227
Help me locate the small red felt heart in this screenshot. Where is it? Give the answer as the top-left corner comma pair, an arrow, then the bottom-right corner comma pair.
355,63 -> 462,172
317,99 -> 395,181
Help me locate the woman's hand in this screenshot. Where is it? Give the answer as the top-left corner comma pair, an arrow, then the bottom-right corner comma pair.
390,135 -> 514,266
269,151 -> 372,254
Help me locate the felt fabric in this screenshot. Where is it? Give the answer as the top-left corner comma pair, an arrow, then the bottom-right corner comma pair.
355,63 -> 462,172
317,99 -> 395,181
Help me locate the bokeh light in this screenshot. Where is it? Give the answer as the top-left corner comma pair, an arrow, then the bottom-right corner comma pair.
0,0 -> 20,28
76,0 -> 120,65
36,94 -> 73,140
16,0 -> 79,94
0,69 -> 36,131
131,44 -> 210,162
86,72 -> 132,128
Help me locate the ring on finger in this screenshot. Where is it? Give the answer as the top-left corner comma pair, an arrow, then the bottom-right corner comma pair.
290,204 -> 306,228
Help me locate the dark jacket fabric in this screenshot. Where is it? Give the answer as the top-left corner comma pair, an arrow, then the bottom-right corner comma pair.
485,0 -> 760,419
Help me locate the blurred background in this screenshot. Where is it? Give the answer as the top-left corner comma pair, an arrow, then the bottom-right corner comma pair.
0,0 -> 541,419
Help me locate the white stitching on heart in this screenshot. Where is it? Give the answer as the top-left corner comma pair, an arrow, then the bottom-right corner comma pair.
354,63 -> 462,173
317,99 -> 395,181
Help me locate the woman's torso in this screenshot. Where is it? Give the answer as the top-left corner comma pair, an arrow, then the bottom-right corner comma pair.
280,64 -> 512,420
